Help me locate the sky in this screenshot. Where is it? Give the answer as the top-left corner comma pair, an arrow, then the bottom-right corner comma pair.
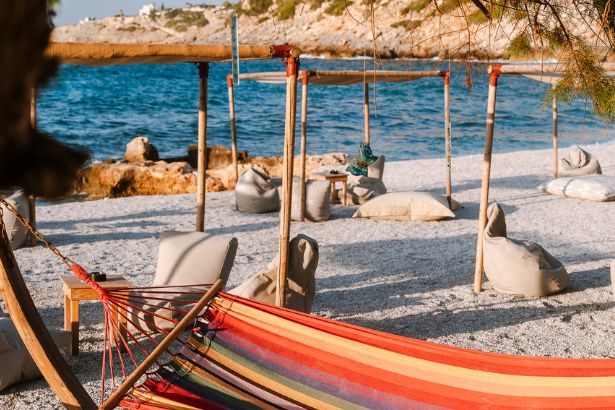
53,0 -> 221,26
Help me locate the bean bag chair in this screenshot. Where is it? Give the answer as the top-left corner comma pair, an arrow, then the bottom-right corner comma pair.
558,146 -> 601,177
0,190 -> 30,249
0,315 -> 71,391
539,175 -> 615,202
353,191 -> 455,221
235,167 -> 280,213
346,156 -> 387,205
130,231 -> 238,332
483,203 -> 568,297
291,178 -> 331,222
230,234 -> 318,313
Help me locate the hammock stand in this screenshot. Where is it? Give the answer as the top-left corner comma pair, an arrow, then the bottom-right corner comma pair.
473,62 -> 615,293
227,69 -> 453,220
0,41 -> 299,409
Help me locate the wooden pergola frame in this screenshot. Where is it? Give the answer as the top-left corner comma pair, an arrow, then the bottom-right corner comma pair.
227,69 -> 454,221
473,62 -> 615,293
0,41 -> 296,409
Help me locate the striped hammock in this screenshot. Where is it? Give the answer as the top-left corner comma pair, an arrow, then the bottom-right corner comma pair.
119,292 -> 615,409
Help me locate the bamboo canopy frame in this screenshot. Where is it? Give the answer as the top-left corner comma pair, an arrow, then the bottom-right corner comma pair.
0,41 -> 296,408
228,69 -> 454,220
473,62 -> 615,293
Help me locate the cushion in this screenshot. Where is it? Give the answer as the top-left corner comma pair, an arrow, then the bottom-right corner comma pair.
230,234 -> 318,314
483,203 -> 568,297
154,231 -> 238,287
0,317 -> 71,391
291,178 -> 331,222
0,190 -> 30,249
367,155 -> 385,180
353,191 -> 455,221
346,176 -> 387,205
539,175 -> 615,202
235,167 -> 280,213
558,146 -> 601,177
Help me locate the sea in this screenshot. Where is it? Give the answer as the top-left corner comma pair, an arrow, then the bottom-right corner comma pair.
37,58 -> 615,162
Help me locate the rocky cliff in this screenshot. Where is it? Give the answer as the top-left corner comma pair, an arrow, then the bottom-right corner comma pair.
51,1 -> 608,59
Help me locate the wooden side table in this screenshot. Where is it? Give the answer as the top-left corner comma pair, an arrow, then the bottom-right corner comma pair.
309,171 -> 349,205
60,275 -> 133,356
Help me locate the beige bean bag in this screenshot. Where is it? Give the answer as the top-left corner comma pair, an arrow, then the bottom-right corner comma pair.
235,167 -> 280,213
0,315 -> 71,391
539,175 -> 615,202
291,178 -> 331,222
483,203 -> 568,297
131,231 -> 238,332
346,156 -> 387,205
353,191 -> 455,221
230,234 -> 318,313
0,190 -> 30,249
558,146 -> 601,177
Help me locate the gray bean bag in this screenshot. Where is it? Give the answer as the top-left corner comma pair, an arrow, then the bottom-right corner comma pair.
483,203 -> 568,297
291,178 -> 331,222
131,231 -> 238,332
559,146 -> 601,177
230,234 -> 318,313
0,315 -> 71,391
346,156 -> 387,205
0,190 -> 30,249
235,167 -> 280,213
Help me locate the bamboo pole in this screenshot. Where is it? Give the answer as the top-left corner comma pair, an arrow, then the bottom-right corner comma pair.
29,88 -> 37,246
552,86 -> 558,179
442,73 -> 452,209
227,74 -> 239,205
363,81 -> 370,145
196,63 -> 209,232
299,71 -> 309,222
0,223 -> 96,409
474,64 -> 501,293
276,51 -> 300,307
101,279 -> 223,409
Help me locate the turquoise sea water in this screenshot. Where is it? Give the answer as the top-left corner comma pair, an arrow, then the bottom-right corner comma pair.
38,59 -> 614,161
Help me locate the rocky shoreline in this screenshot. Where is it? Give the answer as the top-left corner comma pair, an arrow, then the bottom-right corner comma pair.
76,137 -> 346,199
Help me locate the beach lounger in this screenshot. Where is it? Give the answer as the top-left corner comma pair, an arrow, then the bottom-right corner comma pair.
230,234 -> 318,313
353,191 -> 455,221
558,146 -> 601,177
235,167 -> 280,213
483,203 -> 568,297
539,174 -> 615,201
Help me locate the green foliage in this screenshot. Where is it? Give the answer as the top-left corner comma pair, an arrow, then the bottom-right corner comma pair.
164,9 -> 208,31
439,0 -> 472,13
325,0 -> 350,16
277,0 -> 296,19
258,16 -> 270,23
504,32 -> 533,58
149,9 -> 157,21
467,9 -> 488,24
118,24 -> 142,32
391,19 -> 421,30
234,0 -> 274,16
405,0 -> 430,13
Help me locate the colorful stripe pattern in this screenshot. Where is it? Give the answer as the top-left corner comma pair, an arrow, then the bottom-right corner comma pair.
121,292 -> 615,409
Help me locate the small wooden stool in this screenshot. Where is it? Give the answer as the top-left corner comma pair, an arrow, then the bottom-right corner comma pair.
61,275 -> 132,356
309,171 -> 348,205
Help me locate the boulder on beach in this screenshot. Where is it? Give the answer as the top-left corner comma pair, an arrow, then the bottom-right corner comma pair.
125,136 -> 159,163
186,145 -> 248,170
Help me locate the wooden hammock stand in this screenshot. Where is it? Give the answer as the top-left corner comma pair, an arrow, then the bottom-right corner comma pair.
0,41 -> 299,409
227,69 -> 454,221
473,62 -> 615,293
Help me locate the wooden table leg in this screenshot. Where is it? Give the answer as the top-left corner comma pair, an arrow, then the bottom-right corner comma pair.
69,299 -> 80,356
63,294 -> 71,333
341,178 -> 348,206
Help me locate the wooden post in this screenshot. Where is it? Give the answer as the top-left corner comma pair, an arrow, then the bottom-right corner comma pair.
474,64 -> 501,293
442,72 -> 452,209
29,89 -> 37,246
228,75 -> 239,201
196,63 -> 209,232
101,280 -> 223,409
299,71 -> 309,222
363,81 -> 370,146
276,51 -> 300,307
552,86 -> 558,179
0,225 -> 96,409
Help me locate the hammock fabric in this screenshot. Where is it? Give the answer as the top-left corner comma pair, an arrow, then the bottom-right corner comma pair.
120,292 -> 615,409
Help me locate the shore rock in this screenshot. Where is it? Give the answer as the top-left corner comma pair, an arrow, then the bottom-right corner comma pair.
76,153 -> 346,199
125,136 -> 159,163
